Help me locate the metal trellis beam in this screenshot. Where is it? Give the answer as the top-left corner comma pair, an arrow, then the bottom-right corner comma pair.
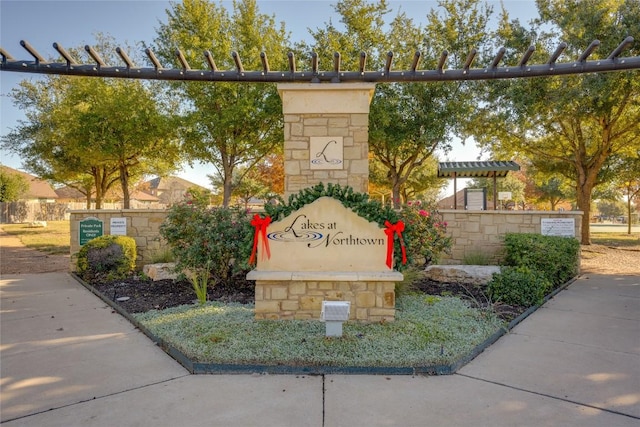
1,37 -> 639,83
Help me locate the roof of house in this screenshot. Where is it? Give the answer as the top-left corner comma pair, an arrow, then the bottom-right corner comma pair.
146,176 -> 209,192
1,165 -> 58,199
437,161 -> 520,178
54,186 -> 85,200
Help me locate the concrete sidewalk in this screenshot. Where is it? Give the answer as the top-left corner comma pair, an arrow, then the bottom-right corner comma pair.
1,272 -> 638,426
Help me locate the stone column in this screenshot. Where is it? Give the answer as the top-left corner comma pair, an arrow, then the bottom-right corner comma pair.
278,83 -> 376,197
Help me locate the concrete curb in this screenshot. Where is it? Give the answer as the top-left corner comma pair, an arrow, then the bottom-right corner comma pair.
71,273 -> 576,376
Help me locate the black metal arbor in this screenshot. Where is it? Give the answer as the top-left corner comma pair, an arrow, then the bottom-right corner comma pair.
1,36 -> 639,83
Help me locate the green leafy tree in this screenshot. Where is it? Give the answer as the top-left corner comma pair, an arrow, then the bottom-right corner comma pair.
62,77 -> 181,208
596,199 -> 624,219
609,152 -> 640,232
2,75 -> 118,208
2,36 -> 180,209
534,177 -> 571,211
0,168 -> 29,202
307,0 -> 493,207
152,0 -> 287,207
471,0 -> 640,244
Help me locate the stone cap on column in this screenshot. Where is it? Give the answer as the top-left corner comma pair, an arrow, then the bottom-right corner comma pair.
278,83 -> 375,114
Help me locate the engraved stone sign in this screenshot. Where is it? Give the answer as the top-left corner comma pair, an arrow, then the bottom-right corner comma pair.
256,197 -> 388,272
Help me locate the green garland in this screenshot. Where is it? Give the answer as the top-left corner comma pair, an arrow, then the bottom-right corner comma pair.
264,183 -> 409,270
264,182 -> 401,226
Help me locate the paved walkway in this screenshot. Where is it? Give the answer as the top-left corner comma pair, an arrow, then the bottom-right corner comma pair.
1,270 -> 638,425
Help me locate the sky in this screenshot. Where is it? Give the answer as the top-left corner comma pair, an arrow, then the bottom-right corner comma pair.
0,0 -> 540,192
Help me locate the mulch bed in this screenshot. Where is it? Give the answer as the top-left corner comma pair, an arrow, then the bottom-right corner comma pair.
89,275 -> 255,314
87,273 -> 527,322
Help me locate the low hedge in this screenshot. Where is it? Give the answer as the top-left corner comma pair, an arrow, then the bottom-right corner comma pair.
487,233 -> 579,307
503,233 -> 580,288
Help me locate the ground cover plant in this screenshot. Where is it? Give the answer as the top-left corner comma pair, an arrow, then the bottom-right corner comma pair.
134,295 -> 503,367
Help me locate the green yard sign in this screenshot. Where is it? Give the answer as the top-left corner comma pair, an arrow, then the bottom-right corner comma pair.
79,217 -> 104,245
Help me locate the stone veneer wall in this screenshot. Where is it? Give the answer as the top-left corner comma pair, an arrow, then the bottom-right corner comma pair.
69,210 -> 168,271
254,280 -> 395,322
279,83 -> 375,197
70,209 -> 583,271
438,210 -> 583,265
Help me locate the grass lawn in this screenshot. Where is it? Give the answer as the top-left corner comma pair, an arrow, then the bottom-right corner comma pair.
1,221 -> 70,255
591,232 -> 640,248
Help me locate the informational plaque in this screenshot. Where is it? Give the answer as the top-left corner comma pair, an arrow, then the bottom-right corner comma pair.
541,218 -> 575,237
110,217 -> 127,236
465,188 -> 486,210
79,217 -> 104,245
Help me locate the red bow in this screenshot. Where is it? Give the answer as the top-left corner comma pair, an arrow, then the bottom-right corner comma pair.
384,220 -> 407,269
249,214 -> 272,265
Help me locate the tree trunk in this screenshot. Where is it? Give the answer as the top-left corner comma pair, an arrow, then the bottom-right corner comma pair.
627,194 -> 632,235
391,177 -> 402,209
93,168 -> 103,209
575,181 -> 593,245
222,172 -> 233,208
119,164 -> 130,209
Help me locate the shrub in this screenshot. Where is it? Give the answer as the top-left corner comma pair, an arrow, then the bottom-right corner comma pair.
487,266 -> 551,307
160,202 -> 253,287
398,201 -> 452,267
76,235 -> 137,280
503,233 -> 580,288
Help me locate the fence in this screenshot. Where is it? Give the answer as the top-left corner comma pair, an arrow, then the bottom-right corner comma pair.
1,201 -> 166,223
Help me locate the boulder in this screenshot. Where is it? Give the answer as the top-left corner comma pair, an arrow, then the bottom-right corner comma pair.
143,263 -> 179,281
424,265 -> 501,286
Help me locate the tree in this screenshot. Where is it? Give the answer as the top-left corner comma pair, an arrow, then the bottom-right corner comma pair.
610,153 -> 640,233
0,168 -> 29,202
3,75 -> 117,208
63,77 -> 181,208
472,0 -> 640,244
152,0 -> 287,207
2,37 -> 180,209
307,0 -> 493,207
535,177 -> 571,211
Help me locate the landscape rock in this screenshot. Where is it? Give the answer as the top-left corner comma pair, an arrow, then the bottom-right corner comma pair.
424,265 -> 501,286
143,263 -> 179,281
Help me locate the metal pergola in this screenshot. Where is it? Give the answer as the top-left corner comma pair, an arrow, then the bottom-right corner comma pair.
1,37 -> 639,83
438,161 -> 520,210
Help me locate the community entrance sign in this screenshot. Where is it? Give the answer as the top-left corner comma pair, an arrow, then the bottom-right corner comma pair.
248,197 -> 401,321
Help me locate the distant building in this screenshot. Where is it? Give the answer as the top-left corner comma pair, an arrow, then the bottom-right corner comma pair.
0,166 -> 58,201
143,176 -> 209,205
55,185 -> 160,206
0,166 -> 60,223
